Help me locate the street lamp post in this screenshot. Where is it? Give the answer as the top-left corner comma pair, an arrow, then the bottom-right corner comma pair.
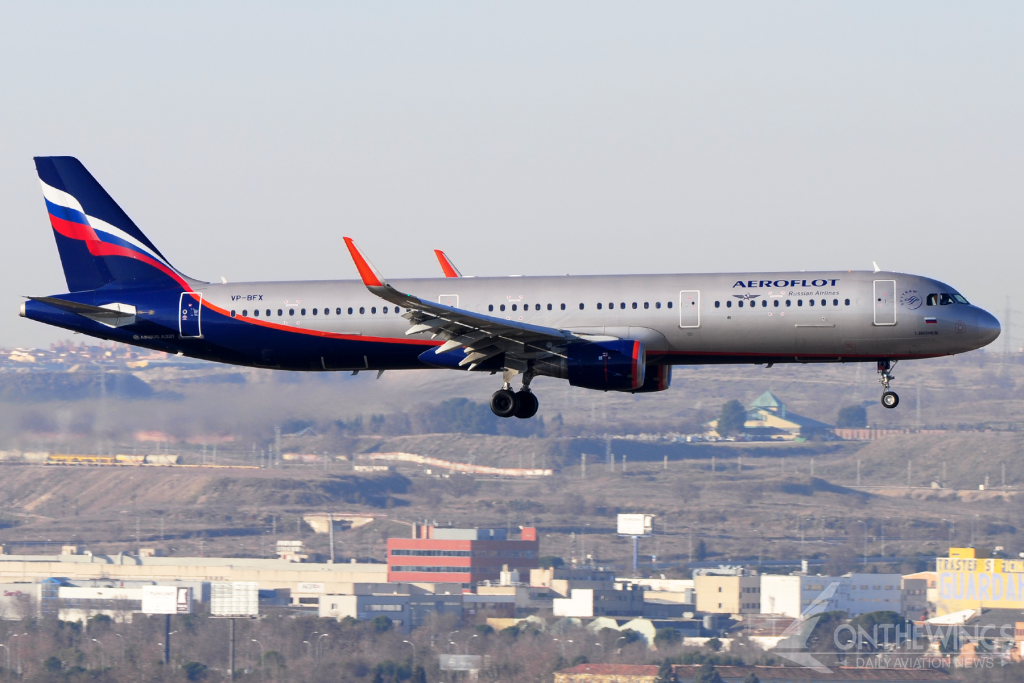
13,634 -> 26,676
115,634 -> 126,664
91,638 -> 105,669
402,639 -> 415,673
251,639 -> 265,681
317,634 -> 330,661
856,520 -> 868,565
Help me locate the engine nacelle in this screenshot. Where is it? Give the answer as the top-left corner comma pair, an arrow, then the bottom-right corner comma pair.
632,364 -> 671,393
534,340 -> 645,391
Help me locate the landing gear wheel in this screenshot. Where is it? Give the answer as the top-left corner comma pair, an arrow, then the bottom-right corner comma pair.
490,389 -> 519,418
881,391 -> 899,409
514,391 -> 539,419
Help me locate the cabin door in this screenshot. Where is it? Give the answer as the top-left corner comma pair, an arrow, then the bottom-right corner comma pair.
179,292 -> 203,338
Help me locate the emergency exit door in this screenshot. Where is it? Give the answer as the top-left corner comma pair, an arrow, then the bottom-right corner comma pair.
679,290 -> 700,328
873,280 -> 896,326
179,292 -> 203,338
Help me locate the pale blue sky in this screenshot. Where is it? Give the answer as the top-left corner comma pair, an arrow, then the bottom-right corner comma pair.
2,3 -> 1022,348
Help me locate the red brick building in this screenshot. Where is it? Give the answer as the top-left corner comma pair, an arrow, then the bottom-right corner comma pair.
387,526 -> 539,585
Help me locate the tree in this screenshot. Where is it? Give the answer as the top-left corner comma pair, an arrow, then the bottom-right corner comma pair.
182,661 -> 209,681
717,400 -> 747,437
694,660 -> 724,683
836,404 -> 867,428
743,672 -> 761,683
655,628 -> 680,646
655,659 -> 678,683
539,556 -> 565,569
695,539 -> 708,561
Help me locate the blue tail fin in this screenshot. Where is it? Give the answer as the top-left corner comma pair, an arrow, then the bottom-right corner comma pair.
34,156 -> 194,291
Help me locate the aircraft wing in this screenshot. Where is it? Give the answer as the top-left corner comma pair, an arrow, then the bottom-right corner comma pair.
345,238 -> 574,370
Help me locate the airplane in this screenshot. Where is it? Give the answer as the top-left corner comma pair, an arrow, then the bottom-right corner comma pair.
21,157 -> 1000,419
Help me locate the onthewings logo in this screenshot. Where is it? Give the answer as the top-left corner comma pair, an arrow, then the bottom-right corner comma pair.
773,581 -> 841,673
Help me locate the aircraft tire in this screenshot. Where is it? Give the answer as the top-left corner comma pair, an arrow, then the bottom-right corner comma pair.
881,391 -> 899,409
514,391 -> 539,419
490,389 -> 519,418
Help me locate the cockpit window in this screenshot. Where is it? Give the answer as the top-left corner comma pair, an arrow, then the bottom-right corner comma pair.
939,293 -> 956,305
926,294 -> 938,306
952,294 -> 969,304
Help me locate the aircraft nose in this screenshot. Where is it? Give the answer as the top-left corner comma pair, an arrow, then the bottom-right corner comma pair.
977,309 -> 1001,347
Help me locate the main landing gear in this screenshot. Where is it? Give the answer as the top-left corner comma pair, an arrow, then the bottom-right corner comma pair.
490,370 -> 539,419
878,360 -> 899,409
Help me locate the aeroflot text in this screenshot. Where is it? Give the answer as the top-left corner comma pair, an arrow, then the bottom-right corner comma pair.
733,279 -> 840,288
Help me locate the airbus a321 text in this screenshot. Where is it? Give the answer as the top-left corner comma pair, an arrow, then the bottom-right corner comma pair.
22,157 -> 1000,419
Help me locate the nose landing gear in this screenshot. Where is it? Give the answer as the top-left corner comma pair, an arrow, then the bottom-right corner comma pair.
489,369 -> 540,419
878,360 -> 899,409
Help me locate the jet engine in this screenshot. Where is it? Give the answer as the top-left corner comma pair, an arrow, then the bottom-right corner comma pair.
535,339 -> 646,391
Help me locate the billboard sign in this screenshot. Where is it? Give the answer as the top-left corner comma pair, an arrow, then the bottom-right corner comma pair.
617,514 -> 654,536
141,586 -> 192,615
439,655 -> 483,672
211,582 -> 259,617
297,582 -> 325,593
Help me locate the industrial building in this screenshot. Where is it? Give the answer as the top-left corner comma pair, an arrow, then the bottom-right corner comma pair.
936,547 -> 1024,615
758,573 -> 903,618
386,526 -> 539,584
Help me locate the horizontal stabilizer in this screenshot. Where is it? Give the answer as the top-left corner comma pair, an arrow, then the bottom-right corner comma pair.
28,297 -> 137,328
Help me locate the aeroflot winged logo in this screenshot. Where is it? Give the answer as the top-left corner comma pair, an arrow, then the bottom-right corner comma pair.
773,581 -> 841,674
733,294 -> 760,301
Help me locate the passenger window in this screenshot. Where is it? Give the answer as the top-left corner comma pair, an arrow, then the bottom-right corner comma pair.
488,304 -> 493,312
773,300 -> 779,308
371,307 -> 376,314
242,309 -> 248,316
290,309 -> 295,316
347,307 -> 353,314
632,302 -> 637,309
715,301 -> 720,308
833,299 -> 838,307
656,302 -> 661,309
644,302 -> 649,309
608,302 -> 614,310
785,300 -> 791,307
500,304 -> 506,311
324,308 -> 330,316
820,299 -> 826,307
926,294 -> 938,306
809,299 -> 815,307
620,303 -> 626,309
512,304 -> 517,311
738,301 -> 744,308
798,300 -> 803,307
254,309 -> 260,317
301,308 -> 306,315
231,310 -> 236,317
597,303 -> 603,310
761,300 -> 767,307
383,306 -> 388,313
561,304 -> 566,310
395,307 -> 401,313
336,308 -> 341,315
727,301 -> 732,308
536,304 -> 541,311
278,309 -> 283,316
313,308 -> 318,315
359,307 -> 365,314
547,304 -> 552,310
579,303 -> 585,310
667,302 -> 672,308
844,299 -> 850,306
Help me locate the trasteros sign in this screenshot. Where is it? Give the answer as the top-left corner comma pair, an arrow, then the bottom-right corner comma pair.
937,558 -> 1024,612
